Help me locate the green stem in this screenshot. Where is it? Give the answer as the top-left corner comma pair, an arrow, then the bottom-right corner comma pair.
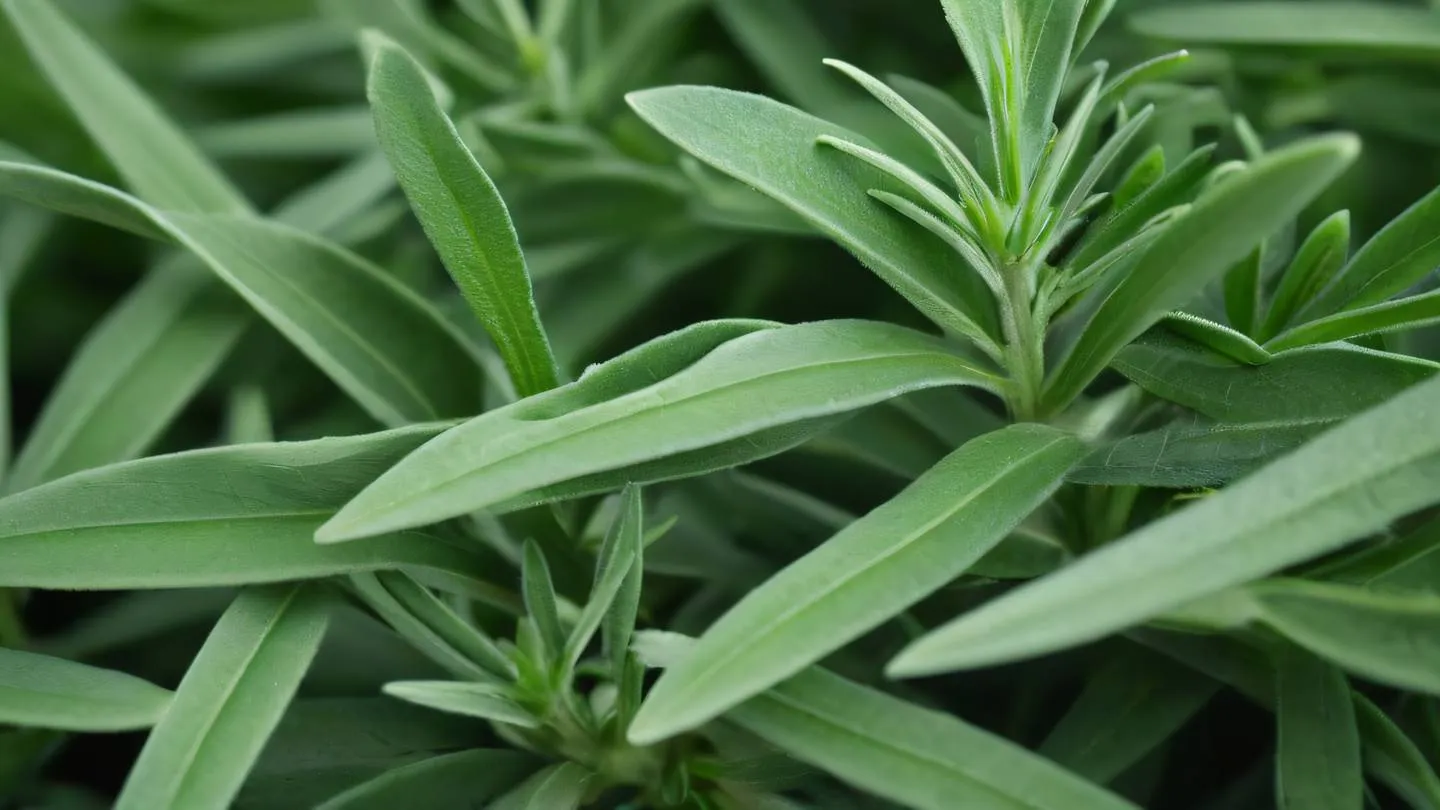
1001,263 -> 1045,422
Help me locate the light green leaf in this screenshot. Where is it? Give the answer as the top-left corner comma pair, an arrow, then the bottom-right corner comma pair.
1043,134 -> 1359,414
1039,645 -> 1218,784
1069,415 -> 1330,488
2,154 -> 397,492
196,106 -> 375,159
521,539 -> 567,663
1130,2 -> 1440,61
349,572 -> 511,683
1012,0 -> 1090,186
3,0 -> 248,213
367,36 -> 559,398
888,370 -> 1440,676
315,749 -> 536,810
0,648 -> 172,732
1273,643 -> 1363,810
486,762 -> 595,810
1112,327 -> 1438,422
382,681 -> 539,728
627,424 -> 1084,745
1254,579 -> 1440,697
0,163 -> 483,426
1269,288 -> 1440,352
319,319 -> 999,541
564,484 -> 641,673
1259,210 -> 1350,341
1305,184 -> 1440,316
640,633 -> 1136,810
115,585 -> 331,810
1160,312 -> 1270,365
626,86 -> 1000,345
0,424 -> 504,589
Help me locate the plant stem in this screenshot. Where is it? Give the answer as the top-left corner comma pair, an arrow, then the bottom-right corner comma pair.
1001,263 -> 1046,422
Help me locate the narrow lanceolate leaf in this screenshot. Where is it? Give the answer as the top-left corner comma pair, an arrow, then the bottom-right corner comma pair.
115,585 -> 331,810
1305,184 -> 1440,316
319,320 -> 1000,541
1253,579 -> 1440,697
521,540 -> 567,662
888,370 -> 1440,676
382,682 -> 540,728
3,0 -> 249,213
0,425 -> 506,590
0,163 -> 482,426
0,648 -> 172,732
1129,2 -> 1440,61
1043,134 -> 1358,414
1160,312 -> 1270,365
1112,327 -> 1438,422
488,762 -> 596,810
314,749 -> 536,810
564,484 -> 642,673
1039,645 -> 1219,784
640,633 -> 1135,810
2,154 -> 396,493
1069,416 -> 1331,489
367,36 -> 559,398
627,425 -> 1084,745
626,86 -> 1000,347
1259,210 -> 1350,341
1274,643 -> 1363,810
1268,288 -> 1440,352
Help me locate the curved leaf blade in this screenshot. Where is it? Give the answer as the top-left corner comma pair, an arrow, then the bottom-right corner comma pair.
381,681 -> 540,728
1043,134 -> 1358,414
889,370 -> 1440,676
626,86 -> 999,345
0,648 -> 172,732
627,424 -> 1084,744
1305,183 -> 1440,316
314,749 -> 536,810
367,36 -> 559,398
115,585 -> 331,810
0,425 -> 501,589
319,320 -> 1000,541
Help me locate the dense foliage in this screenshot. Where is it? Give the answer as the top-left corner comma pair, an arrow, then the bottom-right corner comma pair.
2,0 -> 1440,808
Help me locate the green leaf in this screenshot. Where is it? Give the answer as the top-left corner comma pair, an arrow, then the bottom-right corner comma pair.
1039,645 -> 1218,784
0,647 -> 172,732
1112,327 -> 1438,422
521,539 -> 567,663
320,0 -> 513,93
367,36 -> 559,398
369,571 -> 513,678
0,163 -> 484,426
627,424 -> 1084,745
1353,697 -> 1440,810
315,749 -> 536,810
196,107 -> 376,159
486,762 -> 595,810
626,86 -> 1000,346
1159,312 -> 1270,365
0,424 -> 503,589
3,265 -> 248,493
1254,579 -> 1440,697
1269,288 -> 1440,352
641,633 -> 1136,810
115,585 -> 330,810
564,484 -> 641,673
1069,415 -> 1331,488
574,0 -> 705,115
382,681 -> 540,728
887,370 -> 1440,676
3,0 -> 248,214
1305,184 -> 1440,317
1130,2 -> 1440,61
319,320 -> 999,541
1043,134 -> 1359,414
1273,643 -> 1363,810
1259,210 -> 1350,342
2,154 -> 397,492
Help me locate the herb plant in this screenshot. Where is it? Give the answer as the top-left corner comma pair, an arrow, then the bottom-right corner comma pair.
2,1 -> 1440,808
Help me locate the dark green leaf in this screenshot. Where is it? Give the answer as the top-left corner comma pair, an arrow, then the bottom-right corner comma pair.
315,749 -> 536,810
1069,415 -> 1330,488
1273,643 -> 1363,810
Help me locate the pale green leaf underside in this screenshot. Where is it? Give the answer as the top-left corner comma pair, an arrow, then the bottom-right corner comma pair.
320,319 -> 999,541
0,647 -> 173,732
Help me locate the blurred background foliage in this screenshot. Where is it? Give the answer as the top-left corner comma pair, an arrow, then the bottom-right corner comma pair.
3,0 -> 1440,807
